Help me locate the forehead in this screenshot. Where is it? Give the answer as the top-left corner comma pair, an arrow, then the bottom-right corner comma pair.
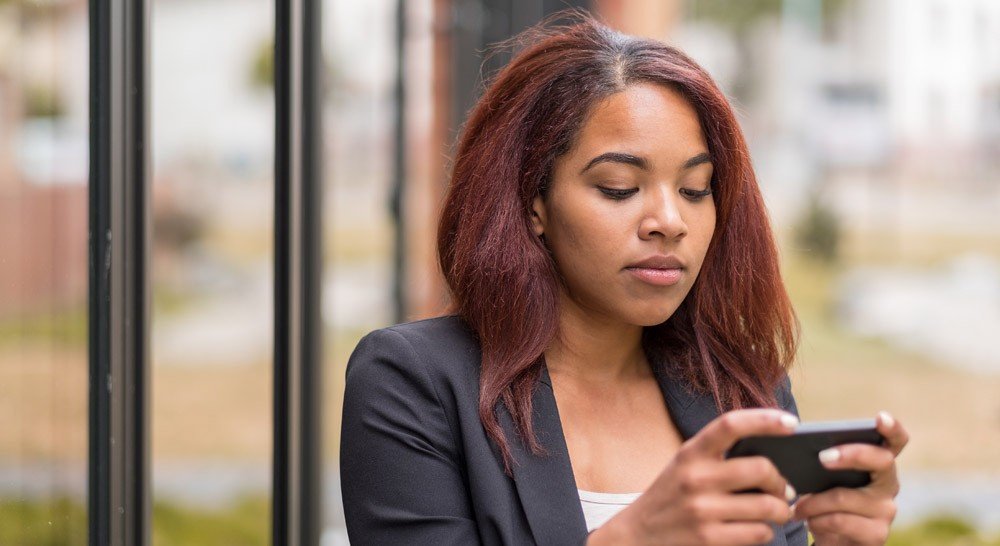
569,83 -> 708,166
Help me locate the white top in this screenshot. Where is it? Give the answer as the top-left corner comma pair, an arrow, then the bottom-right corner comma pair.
577,489 -> 643,532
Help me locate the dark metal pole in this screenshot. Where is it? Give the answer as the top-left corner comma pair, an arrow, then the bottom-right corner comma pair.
89,0 -> 151,544
300,0 -> 324,542
391,0 -> 407,324
272,0 -> 293,540
274,0 -> 323,543
274,0 -> 294,541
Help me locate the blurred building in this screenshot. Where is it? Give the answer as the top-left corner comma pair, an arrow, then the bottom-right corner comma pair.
663,0 -> 1000,231
0,0 -> 88,319
819,0 -> 1000,172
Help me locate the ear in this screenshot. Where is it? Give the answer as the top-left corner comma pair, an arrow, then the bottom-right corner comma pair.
529,195 -> 547,237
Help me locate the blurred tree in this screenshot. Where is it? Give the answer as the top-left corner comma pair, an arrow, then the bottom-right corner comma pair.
153,203 -> 205,253
248,37 -> 274,91
24,84 -> 65,118
247,35 -> 336,99
794,191 -> 840,264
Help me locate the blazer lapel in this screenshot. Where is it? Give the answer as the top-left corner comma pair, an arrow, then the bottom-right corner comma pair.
498,359 -> 724,546
498,363 -> 589,546
649,361 -> 723,440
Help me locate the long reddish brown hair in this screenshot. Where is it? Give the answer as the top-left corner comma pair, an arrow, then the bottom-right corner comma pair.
437,13 -> 799,475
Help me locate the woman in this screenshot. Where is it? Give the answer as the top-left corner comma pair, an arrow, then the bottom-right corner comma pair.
340,15 -> 907,546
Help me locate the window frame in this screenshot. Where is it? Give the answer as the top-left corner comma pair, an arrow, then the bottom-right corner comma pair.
88,0 -> 151,543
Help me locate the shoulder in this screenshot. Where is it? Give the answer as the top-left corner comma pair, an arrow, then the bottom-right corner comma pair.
776,373 -> 800,417
341,317 -> 479,495
350,314 -> 479,364
346,315 -> 482,390
376,314 -> 479,353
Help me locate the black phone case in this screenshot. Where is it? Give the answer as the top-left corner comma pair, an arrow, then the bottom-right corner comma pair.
725,419 -> 885,495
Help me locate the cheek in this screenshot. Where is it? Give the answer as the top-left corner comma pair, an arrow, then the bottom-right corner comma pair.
548,202 -> 629,270
689,210 -> 717,269
544,209 -> 633,305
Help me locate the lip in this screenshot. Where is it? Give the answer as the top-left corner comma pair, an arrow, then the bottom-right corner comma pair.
625,255 -> 685,286
627,255 -> 685,270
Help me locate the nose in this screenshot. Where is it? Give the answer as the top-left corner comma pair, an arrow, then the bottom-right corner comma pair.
637,186 -> 687,241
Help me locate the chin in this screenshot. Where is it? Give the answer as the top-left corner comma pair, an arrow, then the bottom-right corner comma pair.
625,302 -> 682,327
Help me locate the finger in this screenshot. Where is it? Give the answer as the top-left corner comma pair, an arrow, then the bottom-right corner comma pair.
714,457 -> 794,500
698,522 -> 776,546
693,493 -> 792,525
876,411 -> 909,457
806,512 -> 891,544
687,409 -> 798,458
818,444 -> 895,473
817,443 -> 899,495
793,487 -> 896,521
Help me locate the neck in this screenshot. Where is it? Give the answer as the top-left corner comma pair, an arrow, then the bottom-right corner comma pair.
544,291 -> 647,384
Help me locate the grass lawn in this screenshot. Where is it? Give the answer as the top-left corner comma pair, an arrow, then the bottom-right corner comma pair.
2,495 -> 997,545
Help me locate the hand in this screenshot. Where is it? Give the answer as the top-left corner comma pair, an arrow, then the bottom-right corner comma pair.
791,412 -> 908,546
589,409 -> 800,546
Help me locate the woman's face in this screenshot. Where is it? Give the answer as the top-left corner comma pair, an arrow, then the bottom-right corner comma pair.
531,83 -> 716,327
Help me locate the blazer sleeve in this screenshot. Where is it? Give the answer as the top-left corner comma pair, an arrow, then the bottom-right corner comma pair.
778,374 -> 809,546
340,328 -> 482,546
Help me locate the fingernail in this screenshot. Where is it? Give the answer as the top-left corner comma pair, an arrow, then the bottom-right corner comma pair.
819,448 -> 841,464
878,411 -> 895,429
780,414 -> 799,429
785,484 -> 797,502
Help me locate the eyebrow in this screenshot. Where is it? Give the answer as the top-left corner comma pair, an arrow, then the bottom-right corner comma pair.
580,151 -> 713,174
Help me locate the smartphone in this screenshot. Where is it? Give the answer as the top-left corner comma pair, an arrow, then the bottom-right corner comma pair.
725,418 -> 885,496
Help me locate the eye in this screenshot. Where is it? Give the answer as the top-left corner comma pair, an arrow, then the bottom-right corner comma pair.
680,188 -> 712,202
597,186 -> 639,200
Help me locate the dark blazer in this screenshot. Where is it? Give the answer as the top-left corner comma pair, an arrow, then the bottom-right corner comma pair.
340,315 -> 807,546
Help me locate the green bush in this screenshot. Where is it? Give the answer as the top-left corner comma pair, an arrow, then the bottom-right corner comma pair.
887,515 -> 997,546
24,85 -> 66,119
248,38 -> 274,91
794,193 -> 841,264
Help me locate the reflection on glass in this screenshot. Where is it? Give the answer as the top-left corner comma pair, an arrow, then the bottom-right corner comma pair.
151,0 -> 273,543
0,0 -> 89,543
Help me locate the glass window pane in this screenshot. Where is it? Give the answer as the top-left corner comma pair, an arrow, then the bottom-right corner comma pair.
0,0 -> 89,543
151,1 -> 273,543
